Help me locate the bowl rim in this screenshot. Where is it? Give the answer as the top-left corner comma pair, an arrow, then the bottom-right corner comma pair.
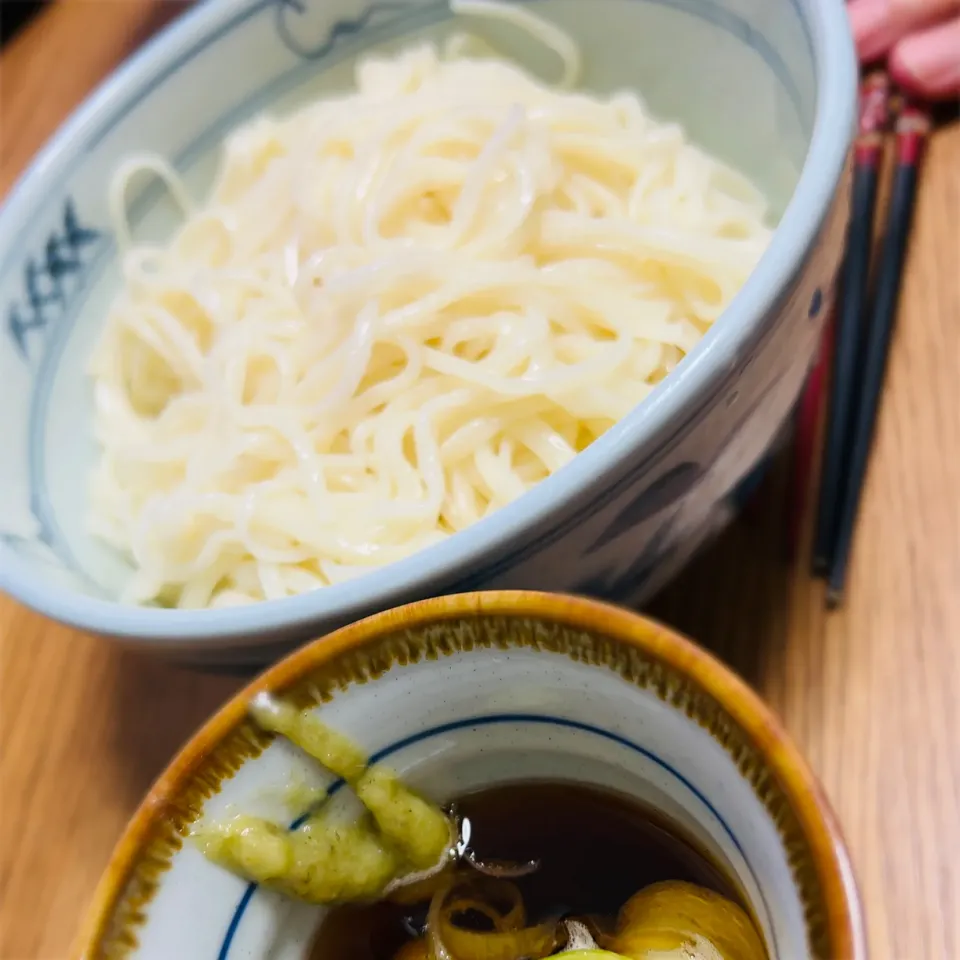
0,0 -> 858,645
71,591 -> 866,960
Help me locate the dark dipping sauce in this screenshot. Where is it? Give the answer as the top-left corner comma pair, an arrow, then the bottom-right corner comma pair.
310,780 -> 746,959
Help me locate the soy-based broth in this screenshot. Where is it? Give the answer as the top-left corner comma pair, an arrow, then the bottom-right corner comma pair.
310,780 -> 754,959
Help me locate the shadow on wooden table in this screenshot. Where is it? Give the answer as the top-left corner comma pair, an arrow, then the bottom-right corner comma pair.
648,451 -> 794,693
104,652 -> 243,809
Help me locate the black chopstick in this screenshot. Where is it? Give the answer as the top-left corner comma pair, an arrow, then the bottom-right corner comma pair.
811,72 -> 891,576
826,100 -> 931,607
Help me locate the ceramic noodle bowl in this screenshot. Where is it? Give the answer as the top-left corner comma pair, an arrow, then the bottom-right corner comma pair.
0,0 -> 857,665
73,594 -> 865,959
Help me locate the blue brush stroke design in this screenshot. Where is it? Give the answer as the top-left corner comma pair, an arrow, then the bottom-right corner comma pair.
584,461 -> 703,556
577,510 -> 681,599
275,0 -> 417,59
808,286 -> 823,319
1,201 -> 102,573
215,712 -> 778,959
6,200 -> 102,362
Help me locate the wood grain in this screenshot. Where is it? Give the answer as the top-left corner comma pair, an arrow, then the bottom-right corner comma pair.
1,4 -> 957,958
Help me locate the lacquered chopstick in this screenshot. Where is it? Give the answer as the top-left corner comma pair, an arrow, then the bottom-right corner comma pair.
811,72 -> 891,575
826,100 -> 931,607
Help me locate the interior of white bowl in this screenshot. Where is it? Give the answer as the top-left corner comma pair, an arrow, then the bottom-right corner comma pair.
80,600 -> 860,959
0,0 -> 851,643
162,669 -> 804,957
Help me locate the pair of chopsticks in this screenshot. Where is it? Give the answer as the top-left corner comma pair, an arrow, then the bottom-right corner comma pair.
787,73 -> 931,606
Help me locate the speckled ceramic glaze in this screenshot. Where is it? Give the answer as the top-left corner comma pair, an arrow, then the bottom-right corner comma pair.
73,594 -> 865,960
0,0 -> 857,664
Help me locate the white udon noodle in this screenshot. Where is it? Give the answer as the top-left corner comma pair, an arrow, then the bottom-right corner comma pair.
89,0 -> 772,609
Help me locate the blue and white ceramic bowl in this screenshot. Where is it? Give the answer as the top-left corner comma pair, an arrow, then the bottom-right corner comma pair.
0,0 -> 857,665
74,594 -> 865,959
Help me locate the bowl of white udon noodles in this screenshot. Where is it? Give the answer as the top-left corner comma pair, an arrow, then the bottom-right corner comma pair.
0,0 -> 855,666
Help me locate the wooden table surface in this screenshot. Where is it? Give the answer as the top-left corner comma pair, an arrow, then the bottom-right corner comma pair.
1,3 -> 957,958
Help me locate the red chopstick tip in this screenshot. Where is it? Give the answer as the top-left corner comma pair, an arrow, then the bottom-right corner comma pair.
858,72 -> 891,136
895,103 -> 932,165
854,138 -> 884,167
855,72 -> 892,168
